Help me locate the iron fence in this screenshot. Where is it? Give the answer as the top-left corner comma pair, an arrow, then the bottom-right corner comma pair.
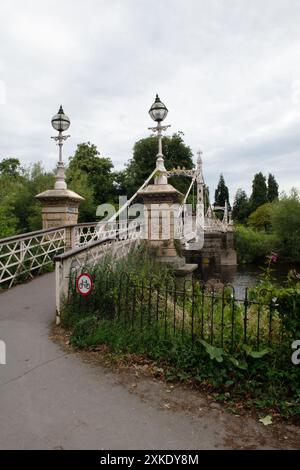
68,270 -> 287,352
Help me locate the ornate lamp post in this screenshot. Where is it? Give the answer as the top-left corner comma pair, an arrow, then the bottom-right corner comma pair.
148,94 -> 170,185
140,95 -> 197,273
51,105 -> 70,190
35,105 -> 84,236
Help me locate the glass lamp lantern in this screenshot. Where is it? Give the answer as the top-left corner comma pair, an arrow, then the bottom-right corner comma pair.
149,94 -> 168,122
51,105 -> 70,132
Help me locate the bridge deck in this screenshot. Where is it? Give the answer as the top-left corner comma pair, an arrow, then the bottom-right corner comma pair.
0,273 -> 296,449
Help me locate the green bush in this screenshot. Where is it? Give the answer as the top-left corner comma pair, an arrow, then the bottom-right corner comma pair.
234,225 -> 278,263
271,190 -> 300,262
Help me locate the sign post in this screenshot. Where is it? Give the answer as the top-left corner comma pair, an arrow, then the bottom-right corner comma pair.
76,273 -> 93,297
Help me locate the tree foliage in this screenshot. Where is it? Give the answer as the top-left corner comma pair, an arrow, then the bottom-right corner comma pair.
214,174 -> 230,208
124,132 -> 194,196
0,161 -> 55,237
234,225 -> 278,263
14,163 -> 55,232
232,189 -> 250,224
250,172 -> 268,212
248,202 -> 273,231
270,189 -> 300,261
0,157 -> 23,177
67,142 -> 115,206
267,173 -> 279,202
235,190 -> 300,263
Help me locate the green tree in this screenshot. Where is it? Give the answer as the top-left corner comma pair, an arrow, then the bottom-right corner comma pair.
250,172 -> 268,212
0,157 -> 22,177
234,225 -> 278,263
0,161 -> 54,235
248,202 -> 273,231
214,174 -> 230,208
267,173 -> 279,202
14,162 -> 55,232
0,175 -> 19,237
124,132 -> 194,196
67,169 -> 95,222
67,142 -> 115,210
271,189 -> 300,261
232,189 -> 250,224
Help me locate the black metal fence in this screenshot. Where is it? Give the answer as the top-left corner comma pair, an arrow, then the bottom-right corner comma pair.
68,271 -> 286,352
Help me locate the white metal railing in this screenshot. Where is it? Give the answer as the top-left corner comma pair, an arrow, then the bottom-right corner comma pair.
74,220 -> 145,246
0,219 -> 145,290
0,226 -> 66,288
54,230 -> 143,323
74,222 -> 102,246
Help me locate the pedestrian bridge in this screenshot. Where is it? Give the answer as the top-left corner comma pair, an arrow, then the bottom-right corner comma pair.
0,157 -> 234,322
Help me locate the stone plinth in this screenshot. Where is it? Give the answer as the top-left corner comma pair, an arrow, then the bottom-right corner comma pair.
139,183 -> 182,262
184,231 -> 237,268
139,183 -> 197,274
35,188 -> 84,229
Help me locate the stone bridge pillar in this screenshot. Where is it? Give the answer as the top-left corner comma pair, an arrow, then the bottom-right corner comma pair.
138,162 -> 197,277
36,182 -> 84,250
35,188 -> 84,230
138,183 -> 183,267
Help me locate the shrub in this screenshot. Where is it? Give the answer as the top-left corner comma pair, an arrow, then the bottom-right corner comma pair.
234,225 -> 278,263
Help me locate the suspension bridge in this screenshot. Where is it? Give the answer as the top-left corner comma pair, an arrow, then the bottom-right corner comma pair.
0,148 -> 236,320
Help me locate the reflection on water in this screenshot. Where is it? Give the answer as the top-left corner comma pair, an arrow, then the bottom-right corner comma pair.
197,263 -> 300,300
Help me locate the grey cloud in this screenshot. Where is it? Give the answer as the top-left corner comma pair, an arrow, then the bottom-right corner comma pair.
0,0 -> 300,200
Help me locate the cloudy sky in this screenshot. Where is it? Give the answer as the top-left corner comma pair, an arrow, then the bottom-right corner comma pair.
1,0 -> 300,202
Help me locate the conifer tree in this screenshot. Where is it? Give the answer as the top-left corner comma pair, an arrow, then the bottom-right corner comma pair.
214,174 -> 230,208
267,173 -> 279,202
250,172 -> 267,212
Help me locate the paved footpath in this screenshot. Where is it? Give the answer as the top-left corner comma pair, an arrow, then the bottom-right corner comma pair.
0,273 -> 299,450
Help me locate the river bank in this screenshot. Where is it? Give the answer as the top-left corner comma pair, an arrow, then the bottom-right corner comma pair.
198,262 -> 300,299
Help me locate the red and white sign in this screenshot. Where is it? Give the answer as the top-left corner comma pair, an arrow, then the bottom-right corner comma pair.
76,273 -> 93,296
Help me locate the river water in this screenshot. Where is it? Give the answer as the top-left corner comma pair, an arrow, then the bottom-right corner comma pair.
198,263 -> 300,300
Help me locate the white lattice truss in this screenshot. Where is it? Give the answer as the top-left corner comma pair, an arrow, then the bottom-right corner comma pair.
0,227 -> 66,288
55,234 -> 142,320
74,220 -> 143,247
168,162 -> 231,243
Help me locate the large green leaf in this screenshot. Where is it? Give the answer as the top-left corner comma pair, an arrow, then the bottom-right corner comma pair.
228,356 -> 248,370
242,344 -> 270,358
200,340 -> 224,363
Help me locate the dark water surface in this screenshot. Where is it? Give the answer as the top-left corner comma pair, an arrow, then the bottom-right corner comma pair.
198,263 -> 300,300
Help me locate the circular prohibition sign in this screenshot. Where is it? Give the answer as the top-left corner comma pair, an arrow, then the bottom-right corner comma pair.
76,272 -> 93,296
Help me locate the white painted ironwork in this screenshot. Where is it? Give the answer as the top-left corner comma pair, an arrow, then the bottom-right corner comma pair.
54,234 -> 142,323
74,223 -> 101,246
0,227 -> 66,288
76,219 -> 145,246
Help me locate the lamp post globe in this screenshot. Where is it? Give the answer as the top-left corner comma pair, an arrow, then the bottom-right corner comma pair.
51,105 -> 70,132
148,94 -> 170,185
51,105 -> 71,190
149,94 -> 168,122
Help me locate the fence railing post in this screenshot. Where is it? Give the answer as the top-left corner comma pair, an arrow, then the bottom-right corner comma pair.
55,259 -> 62,325
64,225 -> 76,250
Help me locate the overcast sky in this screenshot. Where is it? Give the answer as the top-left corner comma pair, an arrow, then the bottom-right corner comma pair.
1,0 -> 300,202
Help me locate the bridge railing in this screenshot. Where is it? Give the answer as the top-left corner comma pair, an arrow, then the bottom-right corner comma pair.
54,223 -> 144,323
74,219 -> 144,246
0,218 -> 145,290
0,226 -> 67,288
